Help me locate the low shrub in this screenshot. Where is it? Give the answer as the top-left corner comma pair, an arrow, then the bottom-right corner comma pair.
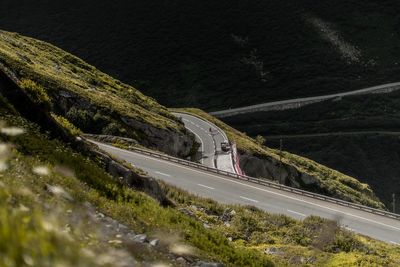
20,79 -> 51,109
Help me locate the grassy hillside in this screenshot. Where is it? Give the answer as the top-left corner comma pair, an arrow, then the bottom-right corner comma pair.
1,93 -> 400,266
0,30 -> 194,157
0,0 -> 399,110
174,108 -> 385,210
0,93 -> 273,266
0,30 -> 178,130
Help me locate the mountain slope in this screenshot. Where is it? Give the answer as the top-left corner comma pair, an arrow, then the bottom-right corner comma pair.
0,30 -> 193,157
0,28 -> 399,266
0,0 -> 399,110
1,88 -> 400,267
0,29 -> 386,210
0,93 -> 274,266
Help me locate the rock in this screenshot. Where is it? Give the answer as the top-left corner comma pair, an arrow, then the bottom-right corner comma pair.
53,86 -> 195,158
118,223 -> 129,231
91,149 -> 172,206
288,256 -> 306,264
97,212 -> 106,218
179,208 -> 195,218
195,261 -> 224,267
120,116 -> 194,157
203,223 -> 210,229
307,256 -> 317,263
149,239 -> 159,246
239,152 -> 319,188
176,257 -> 187,265
264,247 -> 284,255
126,233 -> 136,240
132,234 -> 148,243
301,173 -> 319,185
59,90 -> 73,98
220,208 -> 236,223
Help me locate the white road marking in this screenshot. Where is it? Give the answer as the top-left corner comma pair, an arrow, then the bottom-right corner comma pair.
287,210 -> 306,217
390,241 -> 399,245
175,113 -> 235,173
240,196 -> 259,203
155,171 -> 171,177
94,142 -> 400,233
198,184 -> 215,190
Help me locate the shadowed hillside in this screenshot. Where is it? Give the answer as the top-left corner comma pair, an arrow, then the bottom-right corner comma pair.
1,0 -> 399,109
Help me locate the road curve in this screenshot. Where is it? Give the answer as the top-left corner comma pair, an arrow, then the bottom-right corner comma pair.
173,112 -> 235,173
210,82 -> 400,118
94,141 -> 400,244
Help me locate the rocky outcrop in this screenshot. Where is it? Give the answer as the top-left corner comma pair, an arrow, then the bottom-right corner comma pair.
0,68 -> 73,142
0,68 -> 171,206
121,115 -> 193,157
239,151 -> 319,189
89,146 -> 172,206
51,89 -> 194,158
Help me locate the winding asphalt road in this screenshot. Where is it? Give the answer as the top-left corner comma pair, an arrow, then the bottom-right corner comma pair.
210,82 -> 400,118
93,141 -> 400,244
173,112 -> 235,173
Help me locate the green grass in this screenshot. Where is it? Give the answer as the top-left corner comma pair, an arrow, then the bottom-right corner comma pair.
0,97 -> 274,266
1,87 -> 399,266
173,108 -> 385,209
162,183 -> 400,267
0,30 -> 186,137
51,113 -> 82,136
0,183 -> 109,267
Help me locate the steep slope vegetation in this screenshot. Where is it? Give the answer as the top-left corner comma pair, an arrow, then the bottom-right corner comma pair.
0,29 -> 386,209
0,0 -> 399,110
1,88 -> 400,267
0,94 -> 274,266
0,30 -> 193,157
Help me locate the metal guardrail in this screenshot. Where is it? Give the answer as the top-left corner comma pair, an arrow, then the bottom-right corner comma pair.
210,83 -> 400,117
122,144 -> 400,221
